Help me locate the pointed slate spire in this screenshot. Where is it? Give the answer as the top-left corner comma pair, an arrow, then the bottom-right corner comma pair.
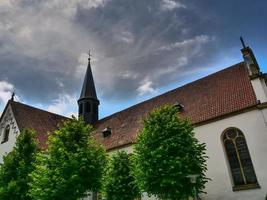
78,52 -> 99,125
79,56 -> 97,100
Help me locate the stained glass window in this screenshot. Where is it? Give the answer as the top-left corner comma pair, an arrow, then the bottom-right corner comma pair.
222,128 -> 259,190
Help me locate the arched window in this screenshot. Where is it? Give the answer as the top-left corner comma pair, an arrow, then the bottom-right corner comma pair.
222,128 -> 260,191
1,125 -> 10,143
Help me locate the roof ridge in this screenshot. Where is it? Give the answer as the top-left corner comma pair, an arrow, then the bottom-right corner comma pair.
98,62 -> 245,123
10,101 -> 70,120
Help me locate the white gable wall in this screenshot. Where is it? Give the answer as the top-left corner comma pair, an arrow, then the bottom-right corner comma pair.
0,104 -> 20,163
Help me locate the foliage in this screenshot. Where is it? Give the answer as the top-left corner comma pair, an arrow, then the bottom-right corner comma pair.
102,151 -> 140,200
132,105 -> 208,200
29,118 -> 107,200
0,129 -> 38,200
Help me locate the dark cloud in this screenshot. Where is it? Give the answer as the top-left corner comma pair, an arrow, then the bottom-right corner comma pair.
0,0 -> 266,114
74,0 -> 219,99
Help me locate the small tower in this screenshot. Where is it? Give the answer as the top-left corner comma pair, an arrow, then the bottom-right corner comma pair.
78,53 -> 99,125
240,37 -> 260,77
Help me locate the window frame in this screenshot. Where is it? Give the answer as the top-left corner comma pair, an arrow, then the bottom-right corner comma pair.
222,127 -> 260,191
1,125 -> 10,144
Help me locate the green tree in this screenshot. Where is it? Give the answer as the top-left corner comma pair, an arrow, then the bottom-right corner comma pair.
0,129 -> 38,200
132,105 -> 208,200
29,118 -> 107,200
103,151 -> 140,200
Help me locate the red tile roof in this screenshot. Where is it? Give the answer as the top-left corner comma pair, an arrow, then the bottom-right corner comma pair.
7,62 -> 257,151
10,101 -> 69,149
94,62 -> 258,150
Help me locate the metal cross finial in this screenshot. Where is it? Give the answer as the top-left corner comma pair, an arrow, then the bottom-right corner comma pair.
240,36 -> 246,48
11,92 -> 15,101
88,50 -> 92,61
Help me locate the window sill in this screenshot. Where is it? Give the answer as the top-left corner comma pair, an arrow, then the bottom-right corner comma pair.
233,183 -> 261,191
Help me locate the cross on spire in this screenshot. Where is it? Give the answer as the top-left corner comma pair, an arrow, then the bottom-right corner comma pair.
88,50 -> 92,61
11,91 -> 15,101
240,36 -> 247,49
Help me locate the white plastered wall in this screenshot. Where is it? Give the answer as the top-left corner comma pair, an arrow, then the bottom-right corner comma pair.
195,109 -> 267,200
0,104 -> 20,163
251,77 -> 267,103
107,108 -> 267,200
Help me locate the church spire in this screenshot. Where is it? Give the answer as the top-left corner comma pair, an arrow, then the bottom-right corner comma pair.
79,52 -> 97,99
240,37 -> 260,77
78,52 -> 99,125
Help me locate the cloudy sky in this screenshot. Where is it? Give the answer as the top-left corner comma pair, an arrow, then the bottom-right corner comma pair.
0,0 -> 266,118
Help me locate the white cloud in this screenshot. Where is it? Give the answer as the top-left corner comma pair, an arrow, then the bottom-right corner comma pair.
161,0 -> 186,11
0,0 -> 218,105
157,56 -> 188,76
0,1 -> 12,8
119,31 -> 134,44
137,79 -> 155,96
0,0 -> 105,61
47,94 -> 77,117
119,70 -> 138,80
75,53 -> 89,77
159,35 -> 210,51
0,81 -> 14,104
177,56 -> 188,66
42,0 -> 108,17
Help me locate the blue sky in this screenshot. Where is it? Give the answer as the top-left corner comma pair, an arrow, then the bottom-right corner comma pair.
0,0 -> 266,118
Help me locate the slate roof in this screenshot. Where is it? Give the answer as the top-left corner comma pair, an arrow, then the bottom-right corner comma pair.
10,101 -> 69,149
93,62 -> 258,150
79,59 -> 98,100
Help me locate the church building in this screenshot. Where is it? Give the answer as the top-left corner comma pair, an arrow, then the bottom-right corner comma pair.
0,40 -> 267,200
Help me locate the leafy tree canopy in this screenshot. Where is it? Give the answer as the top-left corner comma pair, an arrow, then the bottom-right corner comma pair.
29,118 -> 107,200
103,151 -> 140,200
0,129 -> 38,200
133,105 -> 208,200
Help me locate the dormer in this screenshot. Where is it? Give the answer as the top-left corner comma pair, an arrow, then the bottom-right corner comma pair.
174,102 -> 184,112
102,127 -> 112,138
